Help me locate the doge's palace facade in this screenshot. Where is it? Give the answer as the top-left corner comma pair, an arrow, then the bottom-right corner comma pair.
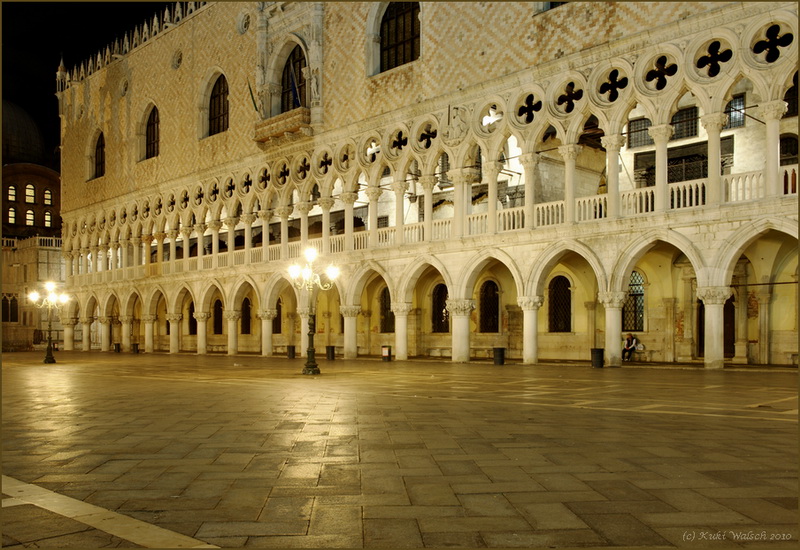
58,2 -> 797,368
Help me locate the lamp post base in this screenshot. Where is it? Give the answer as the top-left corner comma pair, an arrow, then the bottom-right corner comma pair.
44,343 -> 56,364
302,347 -> 320,375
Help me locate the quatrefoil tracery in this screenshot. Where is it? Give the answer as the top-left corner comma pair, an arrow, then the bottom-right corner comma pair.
696,40 -> 733,78
517,94 -> 542,124
598,69 -> 628,102
645,55 -> 678,91
753,23 -> 794,64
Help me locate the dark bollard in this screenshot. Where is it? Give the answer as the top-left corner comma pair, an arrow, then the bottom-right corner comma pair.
591,348 -> 604,368
287,345 -> 296,359
326,345 -> 335,360
493,347 -> 505,365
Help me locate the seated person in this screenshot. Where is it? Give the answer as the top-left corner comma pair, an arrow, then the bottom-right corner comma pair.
622,333 -> 638,362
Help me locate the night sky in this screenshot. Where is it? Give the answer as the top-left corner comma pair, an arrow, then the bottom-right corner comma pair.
2,2 -> 171,159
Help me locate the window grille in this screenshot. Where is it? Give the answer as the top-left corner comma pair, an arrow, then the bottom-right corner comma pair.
380,2 -> 420,73
188,303 -> 197,335
784,72 -> 797,118
25,184 -> 35,203
94,133 -> 105,178
379,287 -> 395,333
627,118 -> 654,148
437,153 -> 451,186
431,283 -> 449,333
668,155 -> 707,183
213,299 -> 223,334
8,208 -> 15,224
548,276 -> 571,332
209,75 -> 229,136
723,95 -> 745,129
25,210 -> 34,226
273,298 -> 282,334
8,186 -> 16,201
241,298 -> 251,335
146,107 -> 159,158
281,45 -> 307,113
780,136 -> 798,166
377,216 -> 389,228
622,271 -> 645,331
479,280 -> 500,333
670,107 -> 698,140
43,189 -> 52,205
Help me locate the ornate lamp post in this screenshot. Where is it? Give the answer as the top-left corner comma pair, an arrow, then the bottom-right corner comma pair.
28,281 -> 69,364
288,247 -> 339,375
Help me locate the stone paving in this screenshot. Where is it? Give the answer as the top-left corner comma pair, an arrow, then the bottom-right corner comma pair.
2,351 -> 797,548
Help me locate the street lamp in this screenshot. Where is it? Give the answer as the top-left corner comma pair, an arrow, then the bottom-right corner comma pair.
28,281 -> 69,364
288,247 -> 339,375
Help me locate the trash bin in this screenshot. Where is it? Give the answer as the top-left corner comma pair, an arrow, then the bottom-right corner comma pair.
381,345 -> 392,362
287,345 -> 296,359
493,347 -> 505,365
591,348 -> 604,368
326,345 -> 336,360
113,343 -> 121,353
131,343 -> 139,354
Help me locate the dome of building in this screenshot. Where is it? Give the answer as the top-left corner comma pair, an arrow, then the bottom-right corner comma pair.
2,100 -> 46,165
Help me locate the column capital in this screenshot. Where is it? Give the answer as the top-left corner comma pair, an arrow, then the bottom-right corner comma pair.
141,314 -> 157,323
758,99 -> 788,121
61,317 -> 79,327
79,317 -> 94,325
647,124 -> 674,143
98,316 -> 110,324
600,135 -> 626,151
446,299 -> 475,316
391,180 -> 408,194
418,175 -> 438,191
317,197 -> 335,210
451,167 -> 480,185
119,315 -> 134,324
297,307 -> 311,318
131,236 -> 142,245
165,314 -> 182,323
339,305 -> 361,317
193,312 -> 211,321
558,144 -> 583,160
365,187 -> 383,202
517,296 -> 544,310
240,213 -> 256,225
194,223 -> 207,234
294,202 -> 313,215
223,217 -> 239,229
391,302 -> 413,316
696,286 -> 732,305
166,229 -> 178,239
340,192 -> 358,205
597,291 -> 628,309
224,310 -> 242,321
701,112 -> 729,132
154,232 -> 167,242
257,210 -> 272,221
518,152 -> 541,167
275,206 -> 294,218
258,309 -> 278,320
180,227 -> 193,239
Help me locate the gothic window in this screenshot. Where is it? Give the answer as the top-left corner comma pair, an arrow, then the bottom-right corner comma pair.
780,135 -> 798,166
281,45 -> 307,113
8,207 -> 16,224
377,216 -> 389,228
8,185 -> 16,201
380,2 -> 420,73
209,75 -> 229,136
723,94 -> 745,129
622,271 -> 645,331
25,210 -> 34,226
213,299 -> 223,334
241,298 -> 251,335
146,106 -> 160,159
479,280 -> 500,333
627,118 -> 654,148
44,211 -> 52,227
94,133 -> 105,178
188,303 -> 197,335
43,189 -> 53,205
273,298 -> 282,334
379,287 -> 394,333
784,72 -> 798,118
670,107 -> 698,140
2,296 -> 19,323
431,283 -> 449,333
548,276 -> 571,332
25,184 -> 35,203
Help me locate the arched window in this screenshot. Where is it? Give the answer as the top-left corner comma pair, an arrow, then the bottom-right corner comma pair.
380,2 -> 420,73
94,133 -> 105,178
25,210 -> 34,226
479,280 -> 500,333
281,45 -> 307,113
188,303 -> 197,335
548,276 -> 571,332
213,299 -> 223,334
379,287 -> 394,333
209,75 -> 229,136
43,189 -> 53,205
44,211 -> 52,227
622,271 -> 645,331
2,296 -> 19,323
8,185 -> 16,201
241,298 -> 251,335
25,184 -> 35,203
780,135 -> 798,166
8,207 -> 16,224
431,283 -> 449,333
146,106 -> 159,159
272,298 -> 282,334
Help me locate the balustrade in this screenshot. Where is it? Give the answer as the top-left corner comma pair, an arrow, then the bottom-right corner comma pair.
576,196 -> 607,222
498,207 -> 525,231
250,248 -> 262,264
467,213 -> 487,236
268,244 -> 281,261
404,222 -> 424,244
724,171 -> 763,202
377,227 -> 395,246
329,235 -> 345,254
233,249 -> 246,266
354,232 -> 369,250
620,188 -> 655,216
431,219 -> 450,241
670,178 -> 707,209
534,201 -> 564,227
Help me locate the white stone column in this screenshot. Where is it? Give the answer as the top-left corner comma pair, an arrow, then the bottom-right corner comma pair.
142,314 -> 156,353
366,187 -> 382,248
757,292 -> 772,365
696,286 -> 732,369
155,232 -> 166,264
518,296 -> 543,364
98,316 -> 111,351
318,198 -> 335,254
392,179 -> 407,245
598,291 -> 627,367
600,136 -> 624,219
166,313 -> 181,354
194,312 -> 210,354
257,212 -> 270,261
80,247 -> 89,274
223,217 -> 238,256
120,315 -> 132,352
341,305 -> 361,359
485,161 -> 501,234
167,230 -> 178,264
241,213 -> 255,261
225,310 -> 241,355
276,206 -> 292,260
295,203 -> 312,250
120,239 -> 129,269
91,246 -> 101,272
208,220 -> 222,265
180,228 -> 192,268
131,237 -> 141,267
109,242 -> 118,271
648,124 -> 673,212
447,299 -> 474,363
194,223 -> 206,267
419,176 -> 436,240
760,100 -> 788,197
585,300 -> 597,350
701,112 -> 728,206
341,192 -> 358,251
297,307 -> 311,358
62,318 -> 77,351
558,144 -> 582,224
80,317 -> 92,351
520,153 -> 540,229
392,302 -> 412,360
258,309 -> 277,356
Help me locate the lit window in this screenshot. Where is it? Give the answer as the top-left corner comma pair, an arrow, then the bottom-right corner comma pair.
622,271 -> 645,331
8,185 -> 16,201
209,75 -> 229,136
25,210 -> 34,226
670,107 -> 698,140
380,2 -> 420,73
627,118 -> 654,148
723,95 -> 745,129
146,106 -> 159,158
44,211 -> 52,227
8,207 -> 16,224
281,45 -> 307,113
94,133 -> 105,178
43,189 -> 53,205
25,184 -> 35,203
